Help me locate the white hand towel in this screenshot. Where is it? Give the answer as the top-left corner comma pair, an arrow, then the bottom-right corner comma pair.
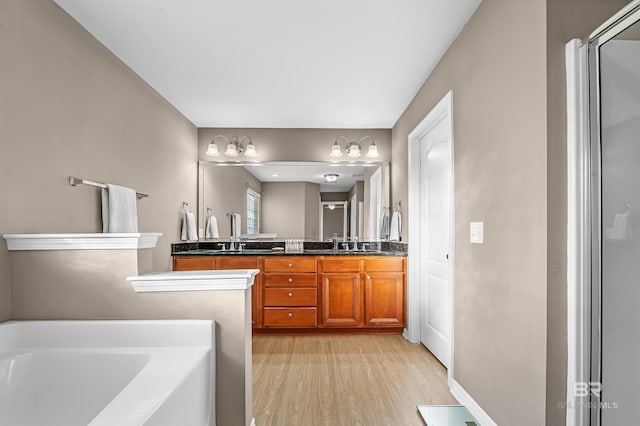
180,212 -> 188,241
101,184 -> 138,233
186,211 -> 198,241
205,215 -> 219,239
389,211 -> 401,241
380,213 -> 390,240
231,213 -> 241,239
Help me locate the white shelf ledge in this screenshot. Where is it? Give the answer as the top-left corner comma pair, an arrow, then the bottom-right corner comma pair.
2,233 -> 162,251
127,269 -> 259,292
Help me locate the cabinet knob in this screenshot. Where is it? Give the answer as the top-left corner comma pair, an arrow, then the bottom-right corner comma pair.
367,276 -> 371,280
288,312 -> 293,317
288,278 -> 293,283
288,263 -> 293,268
288,292 -> 293,297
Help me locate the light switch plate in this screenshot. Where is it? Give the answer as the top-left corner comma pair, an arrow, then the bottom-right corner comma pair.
470,222 -> 484,244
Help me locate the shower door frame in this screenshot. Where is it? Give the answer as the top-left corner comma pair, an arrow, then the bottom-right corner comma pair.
586,4 -> 640,425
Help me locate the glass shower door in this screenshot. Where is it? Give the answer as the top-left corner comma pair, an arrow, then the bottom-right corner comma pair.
592,12 -> 640,425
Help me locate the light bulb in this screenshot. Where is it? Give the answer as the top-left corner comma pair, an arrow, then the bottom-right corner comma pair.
366,143 -> 379,158
330,141 -> 343,157
225,143 -> 238,156
206,142 -> 220,156
244,142 -> 257,157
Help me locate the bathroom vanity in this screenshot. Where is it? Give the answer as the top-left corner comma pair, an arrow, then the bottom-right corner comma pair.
172,244 -> 406,335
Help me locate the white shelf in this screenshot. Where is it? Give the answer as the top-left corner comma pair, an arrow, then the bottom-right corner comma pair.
2,233 -> 162,251
127,269 -> 259,292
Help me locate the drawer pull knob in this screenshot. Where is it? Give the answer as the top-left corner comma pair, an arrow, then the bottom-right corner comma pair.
288,312 -> 293,317
288,292 -> 293,297
288,278 -> 293,282
367,276 -> 371,279
288,263 -> 293,268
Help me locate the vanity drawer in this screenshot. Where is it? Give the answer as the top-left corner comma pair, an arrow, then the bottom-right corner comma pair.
263,308 -> 317,327
173,256 -> 214,271
214,257 -> 259,270
319,258 -> 361,273
365,257 -> 405,272
264,288 -> 317,307
264,273 -> 317,287
263,257 -> 317,273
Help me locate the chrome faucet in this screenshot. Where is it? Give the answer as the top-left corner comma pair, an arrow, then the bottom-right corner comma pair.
352,236 -> 359,251
217,243 -> 227,251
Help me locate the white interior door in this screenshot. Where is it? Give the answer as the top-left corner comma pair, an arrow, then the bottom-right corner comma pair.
420,117 -> 451,368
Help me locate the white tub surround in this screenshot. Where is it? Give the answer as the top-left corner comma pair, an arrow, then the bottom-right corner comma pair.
127,270 -> 259,292
128,269 -> 256,426
3,233 -> 162,251
0,320 -> 215,426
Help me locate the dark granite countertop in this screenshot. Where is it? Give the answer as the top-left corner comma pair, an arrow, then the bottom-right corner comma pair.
173,248 -> 406,257
172,241 -> 407,257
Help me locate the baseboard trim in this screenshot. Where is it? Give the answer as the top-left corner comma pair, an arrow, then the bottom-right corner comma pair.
450,380 -> 497,426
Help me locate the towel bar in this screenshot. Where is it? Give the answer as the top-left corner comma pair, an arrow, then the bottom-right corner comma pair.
69,176 -> 148,199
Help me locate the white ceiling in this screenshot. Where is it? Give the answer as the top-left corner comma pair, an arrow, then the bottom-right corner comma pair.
53,0 -> 481,128
243,162 -> 373,192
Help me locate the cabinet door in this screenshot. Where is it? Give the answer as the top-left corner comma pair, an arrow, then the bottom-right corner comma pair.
320,273 -> 362,327
172,256 -> 214,271
365,272 -> 405,326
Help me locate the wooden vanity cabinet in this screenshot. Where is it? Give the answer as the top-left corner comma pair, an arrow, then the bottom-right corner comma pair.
319,258 -> 363,327
173,253 -> 406,333
172,256 -> 215,271
262,257 -> 318,328
364,258 -> 406,327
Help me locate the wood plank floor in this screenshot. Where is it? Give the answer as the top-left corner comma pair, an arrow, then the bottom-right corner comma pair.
253,335 -> 457,426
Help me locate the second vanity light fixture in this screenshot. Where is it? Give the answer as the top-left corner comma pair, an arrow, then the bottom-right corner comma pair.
330,135 -> 379,159
206,135 -> 257,158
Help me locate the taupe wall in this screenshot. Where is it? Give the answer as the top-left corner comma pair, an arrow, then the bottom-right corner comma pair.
0,0 -> 198,310
197,128 -> 391,163
262,182 -> 321,239
303,182 -> 320,240
200,165 -> 262,239
391,0 -> 547,424
545,1 -> 629,425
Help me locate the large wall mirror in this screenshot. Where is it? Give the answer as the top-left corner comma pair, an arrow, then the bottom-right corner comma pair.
198,161 -> 390,241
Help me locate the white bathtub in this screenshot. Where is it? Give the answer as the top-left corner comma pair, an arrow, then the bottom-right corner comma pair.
0,320 -> 215,426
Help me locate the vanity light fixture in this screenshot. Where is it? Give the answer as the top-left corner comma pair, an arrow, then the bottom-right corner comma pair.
329,135 -> 379,159
324,173 -> 339,183
206,135 -> 257,158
